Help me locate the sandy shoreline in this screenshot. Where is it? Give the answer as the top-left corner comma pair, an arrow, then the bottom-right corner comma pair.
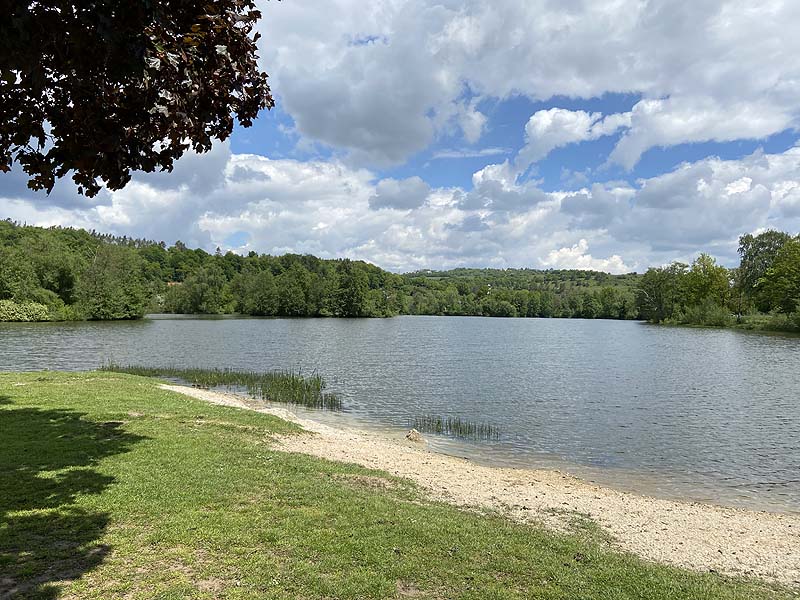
162,384 -> 800,587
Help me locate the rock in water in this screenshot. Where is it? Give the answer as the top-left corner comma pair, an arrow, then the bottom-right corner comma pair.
406,428 -> 423,443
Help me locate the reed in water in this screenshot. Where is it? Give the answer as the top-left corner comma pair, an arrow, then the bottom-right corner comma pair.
100,364 -> 341,410
409,414 -> 500,440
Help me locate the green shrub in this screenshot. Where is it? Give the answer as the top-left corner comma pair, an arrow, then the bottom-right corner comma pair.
0,300 -> 50,321
47,303 -> 85,322
735,313 -> 771,330
761,312 -> 800,333
481,298 -> 518,317
735,311 -> 800,333
675,300 -> 734,327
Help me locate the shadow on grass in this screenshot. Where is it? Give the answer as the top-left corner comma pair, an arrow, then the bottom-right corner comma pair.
0,394 -> 145,599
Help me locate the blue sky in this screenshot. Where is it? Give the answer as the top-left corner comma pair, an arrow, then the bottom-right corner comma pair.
233,90 -> 800,195
3,0 -> 800,273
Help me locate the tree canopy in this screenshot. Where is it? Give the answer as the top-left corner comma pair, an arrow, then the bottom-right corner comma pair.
0,0 -> 273,196
737,229 -> 793,311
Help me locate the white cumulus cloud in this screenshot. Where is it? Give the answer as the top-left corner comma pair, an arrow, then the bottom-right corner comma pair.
516,108 -> 631,172
540,239 -> 632,274
258,0 -> 800,166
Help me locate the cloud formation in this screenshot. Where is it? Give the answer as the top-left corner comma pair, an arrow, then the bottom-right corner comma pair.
516,109 -> 631,171
259,0 -> 800,167
368,176 -> 430,210
541,239 -> 631,273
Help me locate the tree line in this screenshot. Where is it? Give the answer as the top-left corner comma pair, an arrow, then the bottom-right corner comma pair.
637,230 -> 800,331
0,220 -> 639,321
1,220 -> 798,331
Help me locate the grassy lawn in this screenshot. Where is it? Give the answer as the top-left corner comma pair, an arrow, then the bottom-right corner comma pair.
0,372 -> 793,599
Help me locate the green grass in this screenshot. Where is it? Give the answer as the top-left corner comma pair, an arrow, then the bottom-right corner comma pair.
99,364 -> 341,410
410,415 -> 501,440
0,372 -> 793,599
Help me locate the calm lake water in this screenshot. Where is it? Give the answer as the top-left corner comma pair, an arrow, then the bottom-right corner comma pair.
2,315 -> 799,512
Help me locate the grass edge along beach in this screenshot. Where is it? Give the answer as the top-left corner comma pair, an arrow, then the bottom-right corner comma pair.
1,371 -> 796,599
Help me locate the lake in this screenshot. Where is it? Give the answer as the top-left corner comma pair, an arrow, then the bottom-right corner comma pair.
1,315 -> 798,513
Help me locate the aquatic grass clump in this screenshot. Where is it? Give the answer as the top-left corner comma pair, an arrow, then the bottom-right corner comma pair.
100,364 -> 341,410
410,415 -> 500,441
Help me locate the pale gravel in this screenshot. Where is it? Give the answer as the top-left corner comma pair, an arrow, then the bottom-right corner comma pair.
161,384 -> 800,587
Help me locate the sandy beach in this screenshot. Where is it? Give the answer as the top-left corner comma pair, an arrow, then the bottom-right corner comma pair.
162,384 -> 800,588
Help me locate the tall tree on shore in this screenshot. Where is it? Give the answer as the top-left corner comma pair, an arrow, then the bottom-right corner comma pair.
737,230 -> 792,310
165,264 -> 228,314
336,261 -> 369,317
636,262 -> 688,323
685,254 -> 731,308
231,268 -> 278,316
77,245 -> 147,320
760,239 -> 800,314
276,263 -> 310,316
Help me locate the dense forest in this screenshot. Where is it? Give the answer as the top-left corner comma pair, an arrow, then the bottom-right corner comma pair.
1,220 -> 798,331
0,220 -> 638,321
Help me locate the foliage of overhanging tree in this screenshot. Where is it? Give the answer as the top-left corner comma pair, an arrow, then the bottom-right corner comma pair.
0,0 -> 273,196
